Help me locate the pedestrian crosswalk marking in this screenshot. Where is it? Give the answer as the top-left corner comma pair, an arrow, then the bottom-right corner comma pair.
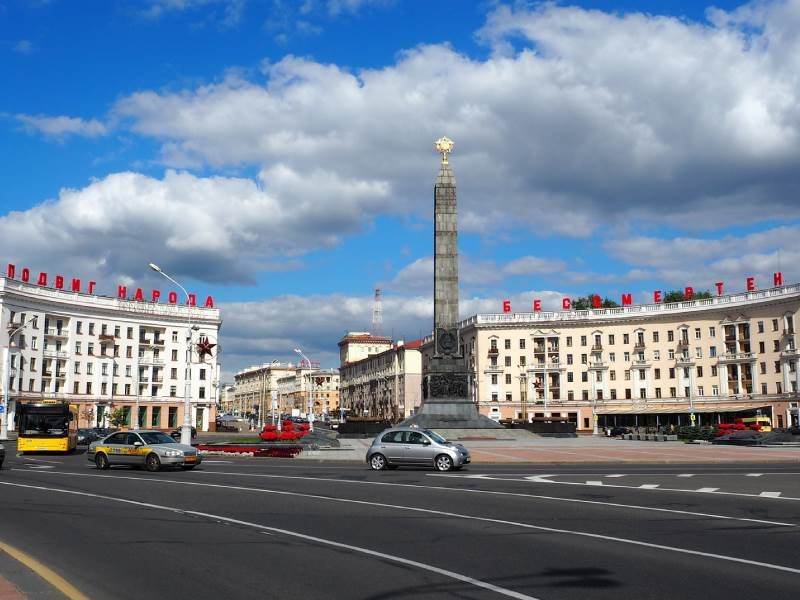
639,484 -> 660,489
759,491 -> 782,498
695,487 -> 719,493
586,481 -> 603,486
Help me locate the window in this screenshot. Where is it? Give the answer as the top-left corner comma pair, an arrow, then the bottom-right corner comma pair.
655,388 -> 661,398
654,368 -> 661,379
171,349 -> 178,361
759,341 -> 765,353
86,382 -> 92,394
124,365 -> 131,377
760,362 -> 766,374
28,379 -> 34,391
89,323 -> 95,335
773,340 -> 780,352
695,327 -> 701,339
581,354 -> 587,365
127,327 -> 133,339
76,321 -> 82,334
519,339 -> 525,350
624,370 -> 630,381
772,319 -> 779,331
567,354 -> 573,365
610,370 -> 616,381
638,370 -> 646,381
125,346 -> 132,358
31,336 -> 38,350
199,387 -> 206,399
567,372 -> 573,383
653,331 -> 659,342
87,363 -> 93,375
100,344 -> 107,356
169,386 -> 177,397
711,365 -> 717,376
610,389 -> 617,399
582,391 -> 589,400
774,361 -> 781,373
519,356 -> 526,366
504,339 -> 511,350
581,372 -> 588,383
695,347 -> 702,358
74,361 -> 80,374
697,366 -> 704,377
712,385 -> 718,396
757,321 -> 764,333
625,389 -> 631,399
608,334 -> 615,345
75,341 -> 82,354
668,350 -> 675,360
566,336 -> 572,347
668,330 -> 674,342
596,372 -> 603,382
669,368 -> 675,379
710,347 -> 717,358
490,356 -> 497,367
491,393 -> 498,401
30,357 -> 36,371
609,352 -> 615,362
653,350 -> 660,360
114,326 -> 120,338
87,342 -> 94,355
101,324 -> 108,335
567,391 -> 574,401
709,326 -> 716,338
171,367 -> 177,379
669,387 -> 676,397
505,393 -> 512,401
505,356 -> 511,367
580,336 -> 587,346
698,385 -> 704,396
623,352 -> 630,362
505,374 -> 511,385
101,382 -> 107,395
639,388 -> 646,399
101,363 -> 108,376
491,374 -> 498,385
623,333 -> 630,344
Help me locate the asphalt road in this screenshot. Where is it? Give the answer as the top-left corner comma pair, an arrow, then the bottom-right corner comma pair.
1,447 -> 799,599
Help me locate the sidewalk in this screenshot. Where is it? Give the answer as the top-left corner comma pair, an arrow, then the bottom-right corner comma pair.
296,436 -> 800,464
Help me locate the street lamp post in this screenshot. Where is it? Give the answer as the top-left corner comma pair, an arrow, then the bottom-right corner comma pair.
1,316 -> 37,440
149,263 -> 194,446
293,348 -> 314,432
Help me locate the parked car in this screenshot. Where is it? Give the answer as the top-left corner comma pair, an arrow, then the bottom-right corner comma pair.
608,426 -> 631,437
366,427 -> 470,472
170,426 -> 197,440
77,428 -> 102,445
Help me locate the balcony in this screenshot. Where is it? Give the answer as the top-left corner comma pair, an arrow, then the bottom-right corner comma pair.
138,357 -> 165,366
780,348 -> 798,359
677,338 -> 690,348
152,376 -> 164,383
591,344 -> 603,352
547,347 -> 559,354
717,352 -> 756,363
45,328 -> 69,339
588,360 -> 607,370
633,342 -> 646,351
675,355 -> 695,366
153,338 -> 165,346
488,347 -> 499,356
631,359 -> 651,368
533,346 -> 546,354
43,349 -> 68,359
528,361 -> 563,371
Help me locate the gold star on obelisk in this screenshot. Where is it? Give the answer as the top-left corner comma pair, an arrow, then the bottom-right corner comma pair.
434,136 -> 454,164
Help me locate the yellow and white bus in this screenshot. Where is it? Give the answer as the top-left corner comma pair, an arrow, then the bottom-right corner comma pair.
17,402 -> 78,453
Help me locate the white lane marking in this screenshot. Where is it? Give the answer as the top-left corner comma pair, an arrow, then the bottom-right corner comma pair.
202,461 -> 232,464
5,477 -> 800,578
586,481 -> 604,486
16,469 -> 799,530
20,457 -> 62,465
431,474 -> 800,504
695,488 -> 719,493
0,479 -> 539,600
605,474 -> 625,478
677,474 -> 694,478
760,492 -> 782,498
28,465 -> 54,470
746,474 -> 763,477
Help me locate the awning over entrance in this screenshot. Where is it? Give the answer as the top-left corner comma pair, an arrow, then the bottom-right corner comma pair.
596,404 -> 769,415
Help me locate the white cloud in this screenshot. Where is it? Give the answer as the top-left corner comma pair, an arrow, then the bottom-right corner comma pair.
16,114 -> 108,139
141,0 -> 245,26
109,1 -> 800,238
503,256 -> 567,276
13,40 -> 34,54
0,168 -> 390,287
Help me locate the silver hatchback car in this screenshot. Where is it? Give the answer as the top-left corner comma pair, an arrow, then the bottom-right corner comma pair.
367,427 -> 470,471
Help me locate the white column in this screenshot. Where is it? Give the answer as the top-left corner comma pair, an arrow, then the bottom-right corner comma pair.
750,361 -> 759,395
719,364 -> 727,396
783,361 -> 791,393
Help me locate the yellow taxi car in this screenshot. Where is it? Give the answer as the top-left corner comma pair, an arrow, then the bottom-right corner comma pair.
88,430 -> 201,472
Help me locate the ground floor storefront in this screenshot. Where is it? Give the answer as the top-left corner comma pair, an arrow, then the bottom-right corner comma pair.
479,396 -> 799,432
5,397 -> 216,432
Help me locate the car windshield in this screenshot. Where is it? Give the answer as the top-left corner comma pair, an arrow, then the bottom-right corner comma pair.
424,430 -> 447,444
139,432 -> 177,445
20,413 -> 68,436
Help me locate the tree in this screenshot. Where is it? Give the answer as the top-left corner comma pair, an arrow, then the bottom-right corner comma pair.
572,294 -> 620,310
663,289 -> 713,303
108,407 -> 128,428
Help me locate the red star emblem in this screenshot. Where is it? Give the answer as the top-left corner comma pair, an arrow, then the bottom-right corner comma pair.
196,338 -> 216,361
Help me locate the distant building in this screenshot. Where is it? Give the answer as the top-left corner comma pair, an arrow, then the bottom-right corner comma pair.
339,337 -> 423,421
233,362 -> 297,422
276,368 -> 340,418
421,283 -> 800,431
218,383 -> 236,414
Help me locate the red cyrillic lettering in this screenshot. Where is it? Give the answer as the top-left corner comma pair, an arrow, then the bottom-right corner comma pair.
21,268 -> 30,282
685,286 -> 694,300
774,272 -> 783,286
562,298 -> 571,310
653,290 -> 662,303
134,288 -> 144,301
533,299 -> 541,312
188,293 -> 196,307
204,295 -> 214,308
168,292 -> 178,304
502,300 -> 511,313
117,285 -> 127,299
88,281 -> 96,294
6,264 -> 14,279
37,272 -> 47,286
621,293 -> 632,306
71,278 -> 81,292
715,281 -> 724,296
54,275 -> 64,289
746,277 -> 755,291
152,289 -> 161,302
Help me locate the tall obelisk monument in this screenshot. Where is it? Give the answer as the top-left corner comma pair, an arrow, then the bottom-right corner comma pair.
400,137 -> 501,429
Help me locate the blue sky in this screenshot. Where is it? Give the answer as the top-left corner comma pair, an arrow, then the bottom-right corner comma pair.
2,0 -> 799,377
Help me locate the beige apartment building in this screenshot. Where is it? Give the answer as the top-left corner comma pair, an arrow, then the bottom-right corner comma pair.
421,283 -> 800,432
233,362 -> 297,421
276,368 -> 340,417
339,336 -> 423,421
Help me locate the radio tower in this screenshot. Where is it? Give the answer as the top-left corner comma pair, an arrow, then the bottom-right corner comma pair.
372,288 -> 383,335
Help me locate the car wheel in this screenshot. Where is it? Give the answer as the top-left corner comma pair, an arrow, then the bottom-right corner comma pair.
434,454 -> 454,472
94,453 -> 110,470
369,454 -> 387,470
145,453 -> 161,472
